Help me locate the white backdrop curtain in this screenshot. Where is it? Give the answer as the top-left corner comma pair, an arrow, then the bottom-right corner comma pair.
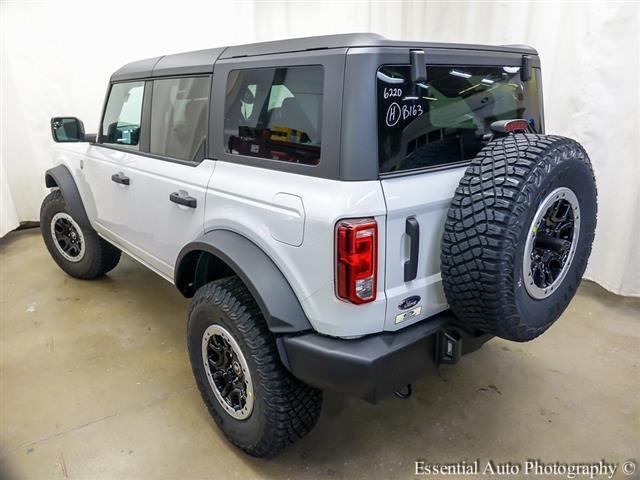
1,0 -> 638,296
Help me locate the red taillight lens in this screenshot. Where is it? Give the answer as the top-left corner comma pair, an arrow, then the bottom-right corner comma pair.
504,119 -> 530,133
336,218 -> 378,304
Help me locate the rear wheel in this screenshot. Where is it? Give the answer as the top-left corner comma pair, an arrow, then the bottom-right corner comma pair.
40,190 -> 121,279
441,134 -> 597,342
187,276 -> 322,457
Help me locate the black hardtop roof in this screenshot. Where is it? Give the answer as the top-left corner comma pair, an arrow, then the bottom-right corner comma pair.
111,33 -> 538,82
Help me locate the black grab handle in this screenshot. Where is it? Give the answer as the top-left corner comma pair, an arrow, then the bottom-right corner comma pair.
169,191 -> 197,208
404,217 -> 420,282
111,172 -> 130,185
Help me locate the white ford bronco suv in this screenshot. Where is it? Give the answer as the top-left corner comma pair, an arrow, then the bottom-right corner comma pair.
42,33 -> 597,457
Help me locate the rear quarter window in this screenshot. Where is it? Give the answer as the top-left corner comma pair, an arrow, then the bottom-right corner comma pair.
377,65 -> 542,174
224,65 -> 324,166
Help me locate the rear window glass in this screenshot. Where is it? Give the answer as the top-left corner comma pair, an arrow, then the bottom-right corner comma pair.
224,66 -> 323,166
377,65 -> 542,174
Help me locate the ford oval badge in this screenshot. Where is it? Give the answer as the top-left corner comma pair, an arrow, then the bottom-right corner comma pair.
398,295 -> 421,310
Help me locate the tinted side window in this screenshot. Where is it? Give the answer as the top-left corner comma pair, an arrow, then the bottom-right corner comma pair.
224,66 -> 323,166
377,65 -> 542,174
101,81 -> 144,148
150,76 -> 210,162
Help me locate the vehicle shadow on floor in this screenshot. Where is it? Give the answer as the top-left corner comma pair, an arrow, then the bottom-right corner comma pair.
244,341 -> 545,478
101,247 -> 544,476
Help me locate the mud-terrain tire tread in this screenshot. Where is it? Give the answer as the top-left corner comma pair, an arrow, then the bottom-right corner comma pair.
441,134 -> 597,341
187,276 -> 322,458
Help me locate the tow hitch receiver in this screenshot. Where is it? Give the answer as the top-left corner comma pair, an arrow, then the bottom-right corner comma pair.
437,330 -> 462,365
394,384 -> 413,399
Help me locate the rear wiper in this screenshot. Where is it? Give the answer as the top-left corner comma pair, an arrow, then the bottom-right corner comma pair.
410,50 -> 427,98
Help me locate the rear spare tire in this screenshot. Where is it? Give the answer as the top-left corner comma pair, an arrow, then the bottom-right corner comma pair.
441,134 -> 597,342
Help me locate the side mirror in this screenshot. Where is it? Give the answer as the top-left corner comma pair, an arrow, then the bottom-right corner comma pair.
51,117 -> 87,142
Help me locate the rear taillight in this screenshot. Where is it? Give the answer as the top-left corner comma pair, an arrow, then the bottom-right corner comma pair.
336,218 -> 378,304
503,119 -> 530,133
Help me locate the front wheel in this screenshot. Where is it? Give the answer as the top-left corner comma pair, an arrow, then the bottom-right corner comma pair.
40,190 -> 121,279
187,276 -> 322,458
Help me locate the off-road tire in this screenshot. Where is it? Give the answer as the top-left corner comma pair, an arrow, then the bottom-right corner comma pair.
441,134 -> 597,342
187,276 -> 322,458
40,190 -> 121,279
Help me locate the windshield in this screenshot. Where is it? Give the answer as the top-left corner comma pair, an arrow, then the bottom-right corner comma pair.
377,65 -> 542,174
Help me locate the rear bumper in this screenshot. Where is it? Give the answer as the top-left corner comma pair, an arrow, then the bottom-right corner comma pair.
278,311 -> 492,403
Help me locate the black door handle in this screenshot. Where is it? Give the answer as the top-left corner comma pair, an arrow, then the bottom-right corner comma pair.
111,172 -> 130,185
170,191 -> 197,208
404,217 -> 420,282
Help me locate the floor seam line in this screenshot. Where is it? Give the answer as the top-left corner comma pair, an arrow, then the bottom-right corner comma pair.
0,385 -> 192,457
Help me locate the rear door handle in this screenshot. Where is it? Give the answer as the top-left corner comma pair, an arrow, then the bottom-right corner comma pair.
169,191 -> 197,208
111,172 -> 130,185
404,217 -> 420,282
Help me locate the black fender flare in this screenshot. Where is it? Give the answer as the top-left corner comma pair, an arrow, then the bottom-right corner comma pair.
175,230 -> 313,334
44,165 -> 91,229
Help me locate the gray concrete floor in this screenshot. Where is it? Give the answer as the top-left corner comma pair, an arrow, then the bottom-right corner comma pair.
1,228 -> 638,480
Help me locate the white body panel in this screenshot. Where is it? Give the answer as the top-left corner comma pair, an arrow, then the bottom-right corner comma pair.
204,161 -> 388,338
124,156 -> 215,278
380,167 -> 467,330
53,145 -> 215,282
83,145 -> 137,242
51,144 -> 94,219
52,143 -> 463,339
